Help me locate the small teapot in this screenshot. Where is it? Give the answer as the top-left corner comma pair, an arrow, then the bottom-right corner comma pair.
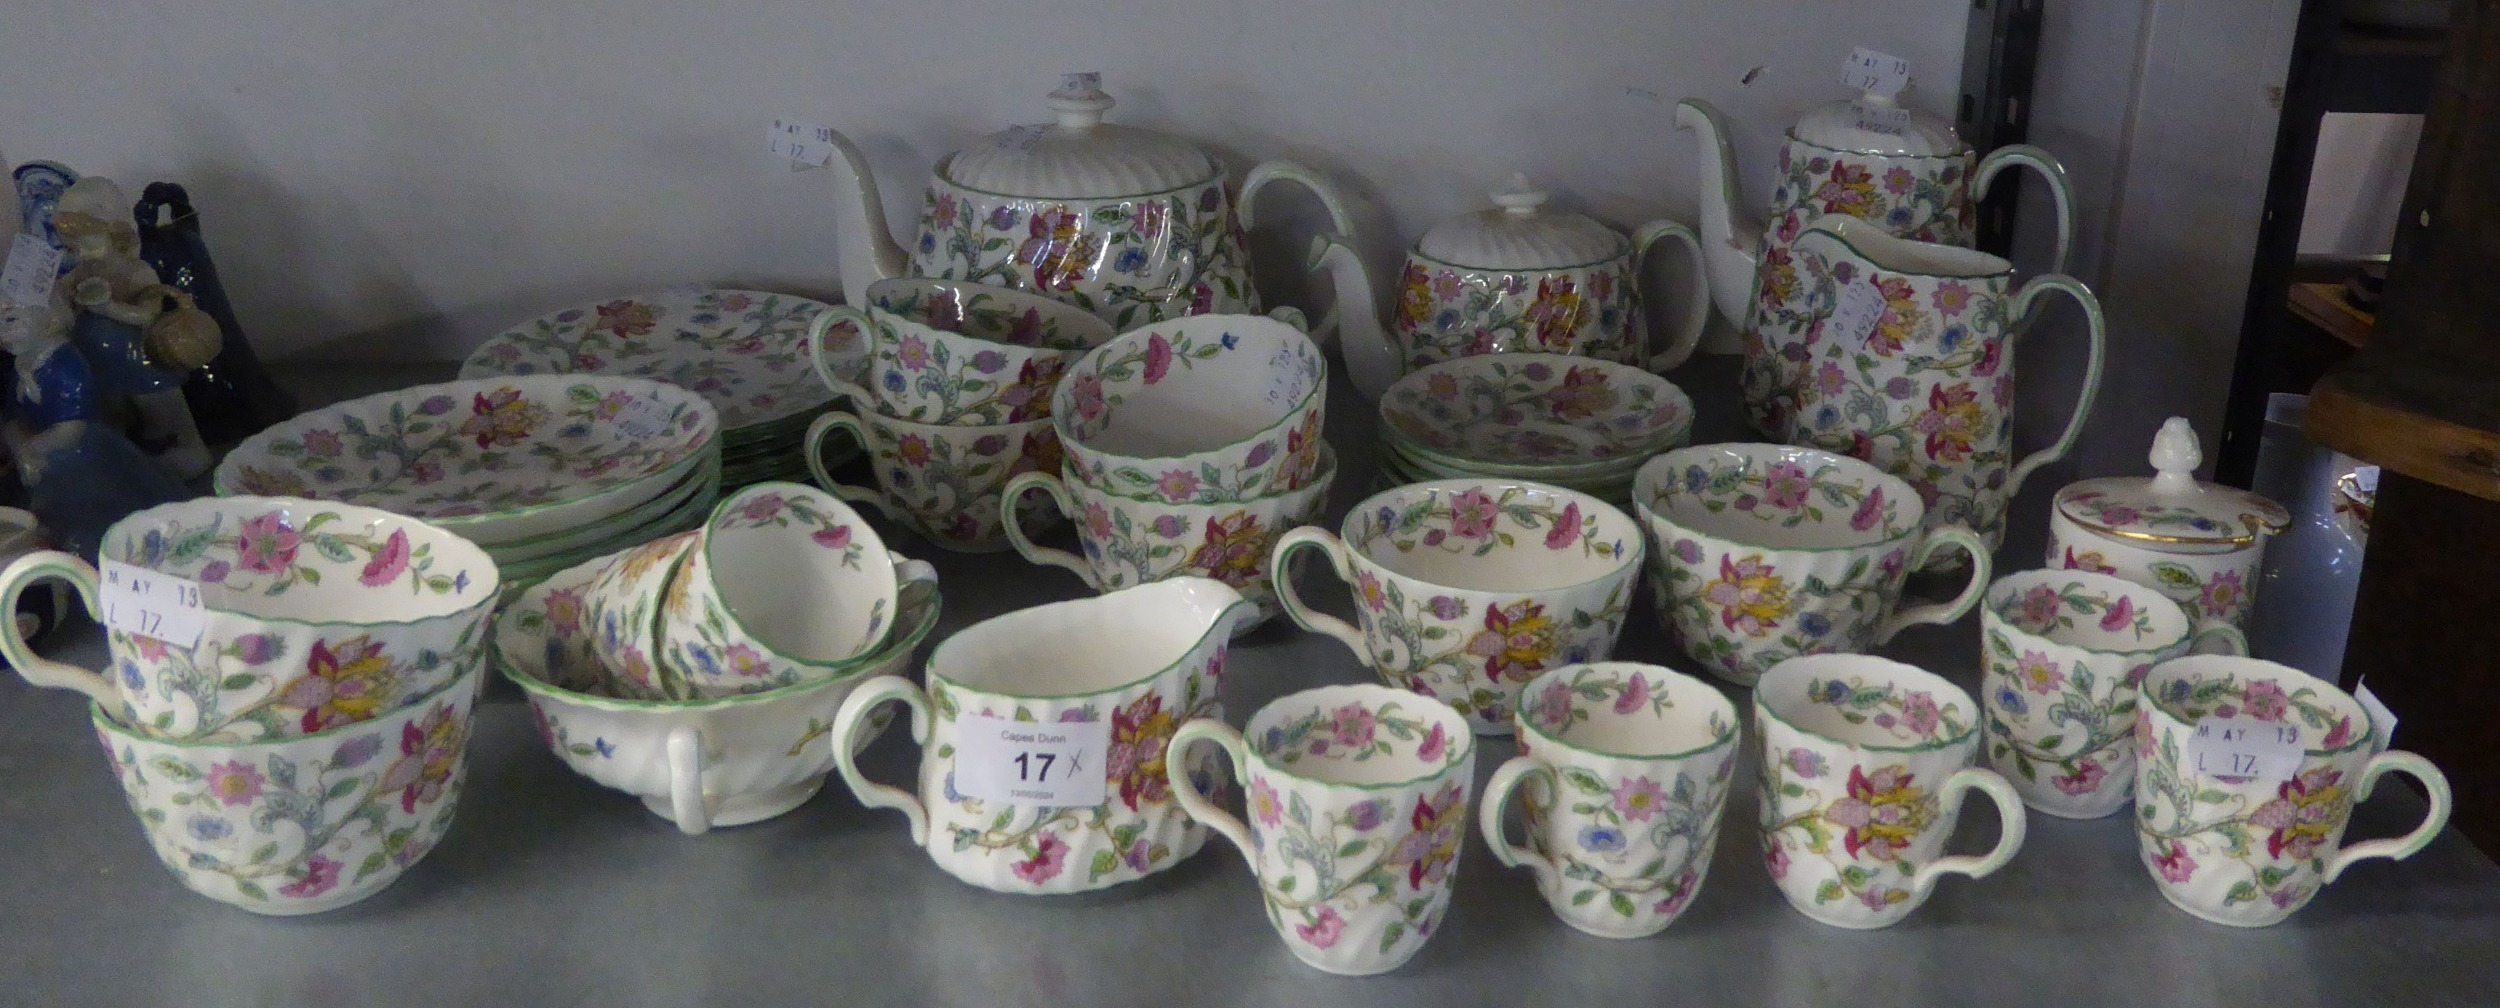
1676,86 -> 2076,433
2047,418 -> 2289,642
1316,173 -> 1708,401
824,76 -> 1353,332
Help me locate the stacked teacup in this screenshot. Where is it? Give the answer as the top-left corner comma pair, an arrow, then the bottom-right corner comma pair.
496,480 -> 942,833
801,278 -> 1116,552
1002,313 -> 1337,634
0,498 -> 503,914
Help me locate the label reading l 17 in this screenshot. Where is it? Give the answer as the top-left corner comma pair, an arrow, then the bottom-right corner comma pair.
99,558 -> 209,649
769,118 -> 836,168
2186,715 -> 2304,785
951,713 -> 1110,806
1842,47 -> 1911,98
1,234 -> 62,305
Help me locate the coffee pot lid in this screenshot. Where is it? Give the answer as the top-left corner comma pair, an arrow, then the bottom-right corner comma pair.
1412,173 -> 1629,271
2055,418 -> 2291,548
943,76 -> 1218,199
1790,90 -> 1963,158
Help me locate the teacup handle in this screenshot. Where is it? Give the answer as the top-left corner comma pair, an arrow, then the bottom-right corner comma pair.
0,551 -> 116,707
1168,717 -> 1259,874
1478,756 -> 1564,894
1913,766 -> 2028,897
2322,750 -> 2452,884
1999,274 -> 2107,500
664,725 -> 711,836
999,471 -> 1101,590
802,412 -> 913,527
806,305 -> 878,399
2191,624 -> 2249,657
828,673 -> 932,845
1971,144 -> 2076,277
1873,526 -> 1992,643
1630,218 -> 1710,373
1269,527 -> 1368,661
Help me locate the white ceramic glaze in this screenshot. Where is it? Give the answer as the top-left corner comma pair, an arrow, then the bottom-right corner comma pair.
1480,662 -> 1739,938
2134,656 -> 2449,926
1052,313 -> 1328,504
2049,418 -> 2290,641
1170,683 -> 1477,975
0,497 -> 498,742
497,554 -> 942,833
803,407 -> 1064,554
1273,479 -> 1643,735
1754,654 -> 2026,929
461,288 -> 839,432
1632,444 -> 1988,687
829,578 -> 1257,894
811,276 -> 1114,425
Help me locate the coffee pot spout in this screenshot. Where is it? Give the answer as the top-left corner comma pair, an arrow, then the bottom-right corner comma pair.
1673,98 -> 1762,330
823,128 -> 910,309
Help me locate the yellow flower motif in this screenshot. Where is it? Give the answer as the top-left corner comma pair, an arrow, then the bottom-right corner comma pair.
1464,600 -> 1558,682
1704,554 -> 1792,637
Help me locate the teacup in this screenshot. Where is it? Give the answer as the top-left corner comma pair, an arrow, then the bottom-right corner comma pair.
1633,443 -> 1989,687
807,276 -> 1114,425
0,497 -> 498,742
1980,569 -> 2245,819
1754,654 -> 2027,929
829,578 -> 1257,894
1052,313 -> 1327,504
803,407 -> 1065,554
1170,683 -> 1478,976
2134,655 -> 2450,927
92,660 -> 485,914
498,554 -> 943,833
1273,479 -> 1643,735
582,531 -> 699,701
656,482 -> 936,699
1001,447 -> 1337,635
1480,662 -> 1740,938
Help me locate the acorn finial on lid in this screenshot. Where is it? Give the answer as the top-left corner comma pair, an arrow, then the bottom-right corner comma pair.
2148,417 -> 2201,494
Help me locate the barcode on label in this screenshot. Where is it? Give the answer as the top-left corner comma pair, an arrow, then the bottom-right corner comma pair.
1842,47 -> 1911,98
2186,715 -> 2305,786
1,234 -> 62,305
99,558 -> 209,649
1832,275 -> 1888,346
769,118 -> 836,168
951,713 -> 1111,806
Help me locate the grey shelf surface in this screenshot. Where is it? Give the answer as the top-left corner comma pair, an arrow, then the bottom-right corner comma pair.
4,357 -> 2496,1007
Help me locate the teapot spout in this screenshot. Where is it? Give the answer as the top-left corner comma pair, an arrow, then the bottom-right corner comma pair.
1307,234 -> 1396,401
823,128 -> 910,308
1673,99 -> 1763,330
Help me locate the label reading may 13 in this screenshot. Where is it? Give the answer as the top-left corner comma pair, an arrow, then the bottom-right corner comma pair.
99,558 -> 209,648
2186,715 -> 2305,785
951,713 -> 1110,806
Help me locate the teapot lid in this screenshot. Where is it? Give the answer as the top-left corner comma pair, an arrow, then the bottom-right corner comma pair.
1790,91 -> 1963,157
1413,174 -> 1629,270
942,77 -> 1218,199
2055,418 -> 2291,549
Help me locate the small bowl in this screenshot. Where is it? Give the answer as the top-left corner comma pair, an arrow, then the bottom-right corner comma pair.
1052,314 -> 1328,504
1380,353 -> 1691,472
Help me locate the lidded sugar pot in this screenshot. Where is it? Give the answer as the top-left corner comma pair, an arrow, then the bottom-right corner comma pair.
2046,418 -> 2289,641
1315,172 -> 1709,401
822,74 -> 1352,332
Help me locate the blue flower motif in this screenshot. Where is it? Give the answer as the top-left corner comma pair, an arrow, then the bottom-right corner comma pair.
454,570 -> 471,593
1113,248 -> 1149,275
561,423 -> 592,439
1813,406 -> 1840,431
594,738 -> 617,758
1261,726 -> 1288,756
138,529 -> 168,567
2160,679 -> 2193,706
1887,206 -> 1914,228
1600,307 -> 1622,331
1683,465 -> 1710,494
1939,325 -> 1967,353
882,371 -> 907,394
943,771 -> 965,802
988,206 -> 1021,231
918,233 -> 937,255
688,312 -> 720,326
1817,680 -> 1851,704
118,660 -> 144,691
186,814 -> 231,842
1994,685 -> 2029,717
1376,505 -> 1397,531
1799,612 -> 1832,638
1220,333 -> 1239,350
1434,309 -> 1461,331
1578,825 -> 1627,853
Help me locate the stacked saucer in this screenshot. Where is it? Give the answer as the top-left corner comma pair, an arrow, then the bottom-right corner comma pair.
460,287 -> 860,489
1375,353 -> 1693,504
214,375 -> 723,597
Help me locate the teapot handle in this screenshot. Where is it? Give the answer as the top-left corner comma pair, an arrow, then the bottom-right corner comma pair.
2000,274 -> 2107,500
1239,160 -> 1356,236
1629,218 -> 1710,373
1972,145 -> 2076,277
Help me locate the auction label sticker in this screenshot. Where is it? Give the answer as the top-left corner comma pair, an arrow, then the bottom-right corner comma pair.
950,713 -> 1110,806
99,558 -> 208,649
2186,715 -> 2304,786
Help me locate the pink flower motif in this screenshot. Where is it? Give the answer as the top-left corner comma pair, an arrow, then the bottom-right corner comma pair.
2322,716 -> 2354,751
1142,333 -> 1175,384
1901,691 -> 1941,736
1763,462 -> 1811,510
1653,870 -> 1699,918
206,760 -> 266,807
2017,652 -> 2065,695
1011,832 -> 1070,885
408,462 -> 445,485
895,336 -> 930,371
1816,361 -> 1847,397
302,429 -> 343,458
1447,489 -> 1498,540
2200,570 -> 2246,619
2153,840 -> 2197,884
1931,280 -> 1971,317
1850,487 -> 1886,532
1154,470 -> 1201,502
1543,503 -> 1581,550
1426,372 -> 1460,400
1883,166 -> 1915,195
358,529 -> 411,587
237,513 -> 301,574
2242,680 -> 2290,722
1614,776 -> 1671,822
278,855 -> 342,899
2098,595 -> 2137,634
1331,705 -> 1378,749
1765,840 -> 1792,880
1295,906 -> 1346,949
812,525 -> 852,550
1251,779 -> 1284,827
739,493 -> 787,522
1071,374 -> 1106,421
1612,673 -> 1650,715
2017,585 -> 2062,629
720,645 -> 772,678
1417,722 -> 1447,763
2097,506 -> 2142,526
2051,756 -> 2107,796
546,589 -> 584,638
132,635 -> 170,662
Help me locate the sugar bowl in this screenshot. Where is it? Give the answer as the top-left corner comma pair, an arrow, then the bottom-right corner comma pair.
2046,418 -> 2289,642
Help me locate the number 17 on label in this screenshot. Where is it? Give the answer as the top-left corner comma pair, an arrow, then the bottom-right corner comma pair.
952,713 -> 1111,806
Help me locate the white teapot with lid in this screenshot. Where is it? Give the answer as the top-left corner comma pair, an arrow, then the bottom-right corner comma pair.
1676,83 -> 2076,435
2047,418 -> 2290,642
824,75 -> 1353,332
1314,173 -> 1708,401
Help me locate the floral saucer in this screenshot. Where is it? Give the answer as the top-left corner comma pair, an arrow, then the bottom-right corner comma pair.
1379,353 -> 1692,471
216,375 -> 718,545
462,288 -> 852,432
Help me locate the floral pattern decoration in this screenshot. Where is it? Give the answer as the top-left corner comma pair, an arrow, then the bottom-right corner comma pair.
1379,355 -> 1689,467
1060,327 -> 1325,505
1982,581 -> 2164,797
1247,701 -> 1467,958
914,178 -> 1256,331
464,289 -> 831,429
1389,257 -> 1643,370
2135,673 -> 2357,911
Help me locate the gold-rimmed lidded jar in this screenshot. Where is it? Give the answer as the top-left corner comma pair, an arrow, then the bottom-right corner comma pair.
2046,417 -> 2289,643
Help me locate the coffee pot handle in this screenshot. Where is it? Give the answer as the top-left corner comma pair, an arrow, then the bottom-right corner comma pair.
1629,218 -> 1710,373
1269,527 -> 1370,660
1478,757 -> 1565,894
2322,751 -> 2452,884
1875,526 -> 1992,642
2000,274 -> 2107,500
664,725 -> 712,836
1000,471 -> 1103,590
0,551 -> 117,708
828,674 -> 933,845
1168,718 -> 1260,873
1914,766 -> 2029,896
1972,145 -> 2076,277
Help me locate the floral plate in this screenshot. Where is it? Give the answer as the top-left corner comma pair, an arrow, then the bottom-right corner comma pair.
1379,353 -> 1692,472
216,375 -> 718,546
461,288 -> 851,433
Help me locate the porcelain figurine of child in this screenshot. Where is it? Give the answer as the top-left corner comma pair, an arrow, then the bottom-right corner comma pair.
0,298 -> 185,559
46,176 -> 219,480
